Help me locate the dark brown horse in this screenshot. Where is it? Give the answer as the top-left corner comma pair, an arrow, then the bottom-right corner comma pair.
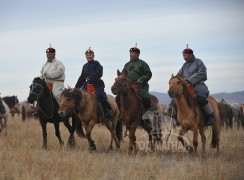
218,98 -> 233,129
111,70 -> 162,154
168,74 -> 220,155
58,88 -> 122,151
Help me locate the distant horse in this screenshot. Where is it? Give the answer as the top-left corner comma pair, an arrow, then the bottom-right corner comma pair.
58,88 -> 122,151
27,77 -> 82,149
168,74 -> 220,155
230,103 -> 244,130
111,69 -> 162,153
218,98 -> 233,129
0,96 -> 19,133
0,96 -> 6,114
13,101 -> 38,121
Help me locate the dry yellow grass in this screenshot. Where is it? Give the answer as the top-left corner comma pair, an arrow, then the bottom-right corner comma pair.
0,116 -> 244,180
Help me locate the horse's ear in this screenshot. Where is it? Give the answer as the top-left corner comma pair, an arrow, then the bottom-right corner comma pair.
123,69 -> 128,77
117,69 -> 121,76
72,89 -> 82,105
171,74 -> 174,77
179,73 -> 185,79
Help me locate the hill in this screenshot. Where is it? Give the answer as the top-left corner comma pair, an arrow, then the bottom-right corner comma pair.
150,91 -> 244,104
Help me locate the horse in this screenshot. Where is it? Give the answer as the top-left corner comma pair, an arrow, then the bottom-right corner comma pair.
168,74 -> 220,155
27,77 -> 83,149
0,96 -> 19,133
13,101 -> 38,121
111,69 -> 162,154
58,88 -> 122,151
230,103 -> 244,130
218,98 -> 233,130
0,96 -> 6,114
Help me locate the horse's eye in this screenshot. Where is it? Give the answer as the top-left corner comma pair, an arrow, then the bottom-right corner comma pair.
177,81 -> 180,84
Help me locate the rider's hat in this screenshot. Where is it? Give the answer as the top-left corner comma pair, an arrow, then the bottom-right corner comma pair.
46,43 -> 55,53
129,43 -> 140,54
85,47 -> 94,55
182,44 -> 193,54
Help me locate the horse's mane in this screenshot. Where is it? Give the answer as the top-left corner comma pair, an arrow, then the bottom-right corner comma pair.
61,88 -> 72,99
62,88 -> 83,106
33,77 -> 51,96
171,75 -> 196,109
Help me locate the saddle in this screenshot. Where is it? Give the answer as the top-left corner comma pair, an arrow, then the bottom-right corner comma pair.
87,84 -> 96,94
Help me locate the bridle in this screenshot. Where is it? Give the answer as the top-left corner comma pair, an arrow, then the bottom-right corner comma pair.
30,82 -> 54,118
60,93 -> 74,116
30,83 -> 44,99
114,76 -> 132,95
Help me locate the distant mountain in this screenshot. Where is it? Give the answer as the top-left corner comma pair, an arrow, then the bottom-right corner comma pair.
150,91 -> 244,104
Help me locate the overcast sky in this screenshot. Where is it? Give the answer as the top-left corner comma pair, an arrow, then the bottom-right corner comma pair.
0,0 -> 243,101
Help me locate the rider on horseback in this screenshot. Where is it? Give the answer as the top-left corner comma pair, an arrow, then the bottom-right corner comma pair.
170,45 -> 216,126
75,47 -> 114,118
117,44 -> 153,116
40,45 -> 65,105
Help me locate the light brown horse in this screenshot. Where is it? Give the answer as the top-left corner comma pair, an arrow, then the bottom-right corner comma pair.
168,74 -> 220,155
58,88 -> 122,151
111,70 -> 162,154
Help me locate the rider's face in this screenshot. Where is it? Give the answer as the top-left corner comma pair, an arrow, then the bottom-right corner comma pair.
183,53 -> 193,62
130,52 -> 139,60
86,53 -> 94,61
46,53 -> 55,61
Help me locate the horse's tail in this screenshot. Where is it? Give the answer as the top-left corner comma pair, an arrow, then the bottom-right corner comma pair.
116,116 -> 123,143
22,106 -> 26,121
239,107 -> 244,129
227,104 -> 233,128
211,113 -> 220,148
75,117 -> 86,138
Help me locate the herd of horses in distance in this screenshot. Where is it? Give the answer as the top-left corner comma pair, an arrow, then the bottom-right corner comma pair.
0,71 -> 244,155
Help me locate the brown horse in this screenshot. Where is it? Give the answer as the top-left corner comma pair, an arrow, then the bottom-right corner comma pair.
218,99 -> 233,129
58,88 -> 122,151
111,70 -> 162,154
168,74 -> 220,155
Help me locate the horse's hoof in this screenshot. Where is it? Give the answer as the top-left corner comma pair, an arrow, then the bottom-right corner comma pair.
108,145 -> 113,151
42,145 -> 47,149
89,144 -> 96,151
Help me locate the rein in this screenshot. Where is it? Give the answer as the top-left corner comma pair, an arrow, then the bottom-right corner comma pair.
31,83 -> 54,119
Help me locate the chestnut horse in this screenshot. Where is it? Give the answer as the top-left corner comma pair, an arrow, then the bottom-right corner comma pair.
111,70 -> 162,154
168,74 -> 220,155
58,88 -> 122,151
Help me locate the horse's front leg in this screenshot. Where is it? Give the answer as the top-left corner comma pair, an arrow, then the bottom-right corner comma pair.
62,114 -> 76,148
54,122 -> 64,147
40,120 -> 48,149
86,119 -> 97,151
128,125 -> 137,154
178,127 -> 193,153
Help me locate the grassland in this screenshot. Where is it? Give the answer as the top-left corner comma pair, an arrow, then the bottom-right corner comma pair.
0,116 -> 243,180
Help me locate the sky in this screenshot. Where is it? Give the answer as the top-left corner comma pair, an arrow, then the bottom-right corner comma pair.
0,0 -> 244,101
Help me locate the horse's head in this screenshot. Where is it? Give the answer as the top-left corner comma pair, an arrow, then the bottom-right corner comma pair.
27,77 -> 48,104
111,69 -> 131,95
58,88 -> 82,118
168,74 -> 187,98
